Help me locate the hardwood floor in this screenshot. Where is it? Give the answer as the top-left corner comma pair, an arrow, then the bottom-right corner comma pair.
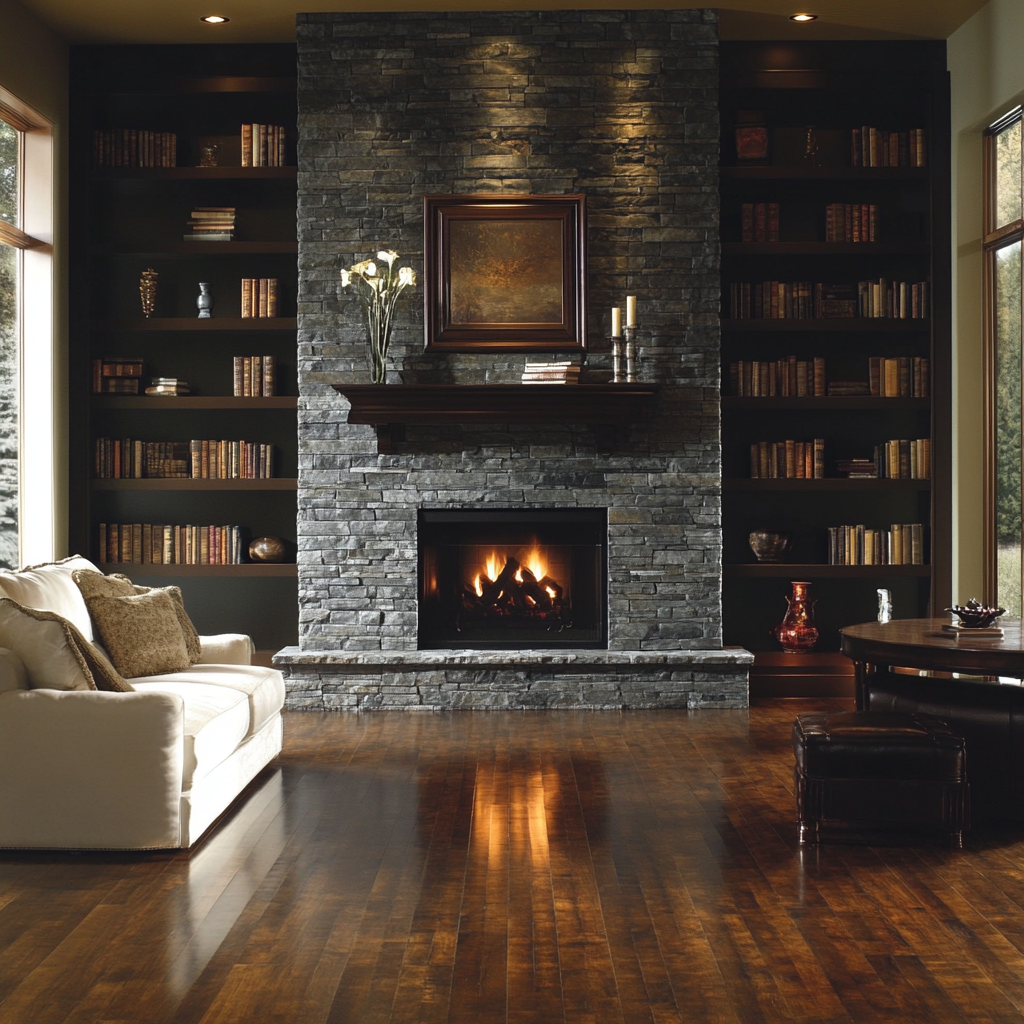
4,700 -> 1024,1023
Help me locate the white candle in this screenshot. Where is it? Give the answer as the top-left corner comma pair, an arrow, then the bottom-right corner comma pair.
611,307 -> 622,337
626,295 -> 637,327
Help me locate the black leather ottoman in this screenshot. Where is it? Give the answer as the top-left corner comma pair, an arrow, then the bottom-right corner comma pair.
793,711 -> 970,847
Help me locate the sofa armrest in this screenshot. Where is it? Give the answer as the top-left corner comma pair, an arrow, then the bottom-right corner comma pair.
197,633 -> 254,666
0,688 -> 185,849
0,649 -> 28,694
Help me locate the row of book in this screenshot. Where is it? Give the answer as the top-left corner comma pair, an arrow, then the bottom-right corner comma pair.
98,523 -> 246,565
92,129 -> 178,167
729,357 -> 826,397
740,203 -> 780,243
233,355 -> 277,397
728,280 -> 929,319
521,361 -> 581,384
851,127 -> 926,168
750,439 -> 825,479
241,124 -> 287,167
185,206 -> 235,242
91,357 -> 143,394
824,203 -> 879,243
94,438 -> 275,479
836,439 -> 931,480
870,356 -> 930,398
241,278 -> 279,318
827,523 -> 925,565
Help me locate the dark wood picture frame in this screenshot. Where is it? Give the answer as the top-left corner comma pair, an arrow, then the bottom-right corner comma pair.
423,194 -> 587,353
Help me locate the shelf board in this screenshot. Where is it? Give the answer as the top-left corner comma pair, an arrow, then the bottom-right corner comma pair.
93,318 -> 297,332
100,563 -> 297,577
92,167 -> 296,181
91,478 -> 297,491
724,478 -> 931,491
725,563 -> 930,578
722,241 -> 930,255
91,242 -> 298,257
722,396 -> 929,411
91,396 -> 297,410
94,76 -> 296,95
721,318 -> 931,332
720,166 -> 929,181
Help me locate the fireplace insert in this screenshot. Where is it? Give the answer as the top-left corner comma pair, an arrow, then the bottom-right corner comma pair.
418,509 -> 607,649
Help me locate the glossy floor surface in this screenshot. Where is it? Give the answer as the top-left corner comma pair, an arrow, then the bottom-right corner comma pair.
4,701 -> 1024,1023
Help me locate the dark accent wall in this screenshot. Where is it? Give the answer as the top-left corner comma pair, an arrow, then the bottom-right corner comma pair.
295,10 -> 722,657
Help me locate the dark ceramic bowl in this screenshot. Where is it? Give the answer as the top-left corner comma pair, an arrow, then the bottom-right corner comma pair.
944,600 -> 1007,629
748,531 -> 791,563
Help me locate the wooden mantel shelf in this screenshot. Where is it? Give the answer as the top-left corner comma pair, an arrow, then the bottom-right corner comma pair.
331,383 -> 659,454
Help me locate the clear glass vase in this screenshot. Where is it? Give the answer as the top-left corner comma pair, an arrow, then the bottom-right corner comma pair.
368,325 -> 391,384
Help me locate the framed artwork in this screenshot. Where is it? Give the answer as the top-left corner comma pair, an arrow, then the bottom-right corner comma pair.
423,194 -> 587,353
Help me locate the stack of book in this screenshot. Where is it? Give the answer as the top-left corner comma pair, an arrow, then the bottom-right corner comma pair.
729,357 -> 825,397
241,124 -> 287,167
851,127 -> 926,167
749,439 -> 825,479
740,203 -> 780,242
92,130 -> 177,167
825,203 -> 879,242
94,439 -> 190,479
240,278 -> 279,318
826,380 -> 871,396
835,458 -> 879,479
521,361 -> 581,384
189,440 -> 274,480
827,523 -> 925,565
91,357 -> 143,394
869,356 -> 930,397
233,356 -> 276,397
98,523 -> 245,565
184,207 -> 235,242
145,378 -> 191,397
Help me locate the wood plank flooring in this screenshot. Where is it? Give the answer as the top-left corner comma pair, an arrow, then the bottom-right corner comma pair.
5,700 -> 1024,1022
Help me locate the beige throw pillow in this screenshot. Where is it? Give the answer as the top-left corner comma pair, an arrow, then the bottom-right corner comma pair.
0,597 -> 133,692
86,590 -> 191,678
72,570 -> 202,664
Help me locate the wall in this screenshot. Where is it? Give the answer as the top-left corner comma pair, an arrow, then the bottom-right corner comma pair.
295,11 -> 725,666
948,0 -> 1024,601
0,0 -> 68,561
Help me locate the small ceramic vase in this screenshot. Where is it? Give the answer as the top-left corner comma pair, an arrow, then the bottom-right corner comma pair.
197,282 -> 213,319
773,580 -> 819,653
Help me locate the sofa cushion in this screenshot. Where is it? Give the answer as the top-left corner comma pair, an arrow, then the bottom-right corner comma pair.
72,570 -> 202,665
0,555 -> 99,642
0,597 -> 133,692
129,678 -> 251,786
130,663 -> 284,738
86,590 -> 191,678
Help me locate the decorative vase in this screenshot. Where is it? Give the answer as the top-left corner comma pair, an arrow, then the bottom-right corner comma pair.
197,282 -> 213,319
748,530 -> 791,563
368,324 -> 390,385
248,536 -> 287,563
773,580 -> 819,653
139,267 -> 158,318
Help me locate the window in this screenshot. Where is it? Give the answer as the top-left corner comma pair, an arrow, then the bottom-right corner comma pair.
0,90 -> 53,569
985,108 -> 1024,615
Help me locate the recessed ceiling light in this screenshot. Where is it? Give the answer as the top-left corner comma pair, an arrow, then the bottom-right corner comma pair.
789,13 -> 818,21
200,14 -> 230,23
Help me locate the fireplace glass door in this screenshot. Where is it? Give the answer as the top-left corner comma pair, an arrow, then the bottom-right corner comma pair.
418,509 -> 607,649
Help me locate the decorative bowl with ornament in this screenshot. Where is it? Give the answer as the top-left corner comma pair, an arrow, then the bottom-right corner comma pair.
944,598 -> 1007,629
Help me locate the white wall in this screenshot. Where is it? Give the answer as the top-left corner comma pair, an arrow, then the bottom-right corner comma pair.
948,0 -> 1024,600
0,0 -> 68,562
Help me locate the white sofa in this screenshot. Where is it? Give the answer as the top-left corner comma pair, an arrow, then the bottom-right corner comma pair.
0,556 -> 285,850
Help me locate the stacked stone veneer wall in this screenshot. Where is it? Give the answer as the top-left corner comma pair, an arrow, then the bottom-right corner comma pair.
286,9 -> 750,708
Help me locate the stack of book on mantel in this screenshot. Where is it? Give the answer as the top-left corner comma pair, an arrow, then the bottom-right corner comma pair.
521,361 -> 581,385
184,207 -> 235,242
145,377 -> 190,397
91,357 -> 143,394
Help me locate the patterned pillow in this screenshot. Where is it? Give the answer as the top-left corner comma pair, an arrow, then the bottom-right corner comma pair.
72,570 -> 202,665
84,590 -> 191,679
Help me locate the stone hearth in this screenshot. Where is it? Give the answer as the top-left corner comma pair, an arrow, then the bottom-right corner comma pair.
275,9 -> 751,709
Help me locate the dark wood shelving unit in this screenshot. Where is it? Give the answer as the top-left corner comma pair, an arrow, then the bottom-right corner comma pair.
719,41 -> 951,683
95,318 -> 297,331
92,478 -> 297,491
70,43 -> 300,650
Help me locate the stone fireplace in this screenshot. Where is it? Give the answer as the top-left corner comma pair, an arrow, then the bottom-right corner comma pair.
274,8 -> 752,709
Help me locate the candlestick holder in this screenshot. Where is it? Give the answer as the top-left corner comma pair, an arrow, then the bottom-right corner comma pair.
610,336 -> 623,382
623,326 -> 638,382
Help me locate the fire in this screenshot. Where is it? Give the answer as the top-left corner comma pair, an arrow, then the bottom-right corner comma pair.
474,545 -> 550,593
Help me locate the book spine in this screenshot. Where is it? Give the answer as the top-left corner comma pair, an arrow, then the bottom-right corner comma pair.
241,278 -> 252,317
242,124 -> 252,167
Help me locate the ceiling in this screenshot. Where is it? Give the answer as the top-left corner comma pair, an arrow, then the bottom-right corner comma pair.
15,0 -> 990,45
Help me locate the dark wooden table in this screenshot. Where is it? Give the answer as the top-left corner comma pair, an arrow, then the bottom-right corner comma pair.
840,618 -> 1024,709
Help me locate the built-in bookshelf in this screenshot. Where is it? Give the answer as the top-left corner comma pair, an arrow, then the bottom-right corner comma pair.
69,44 -> 299,651
720,41 -> 951,695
